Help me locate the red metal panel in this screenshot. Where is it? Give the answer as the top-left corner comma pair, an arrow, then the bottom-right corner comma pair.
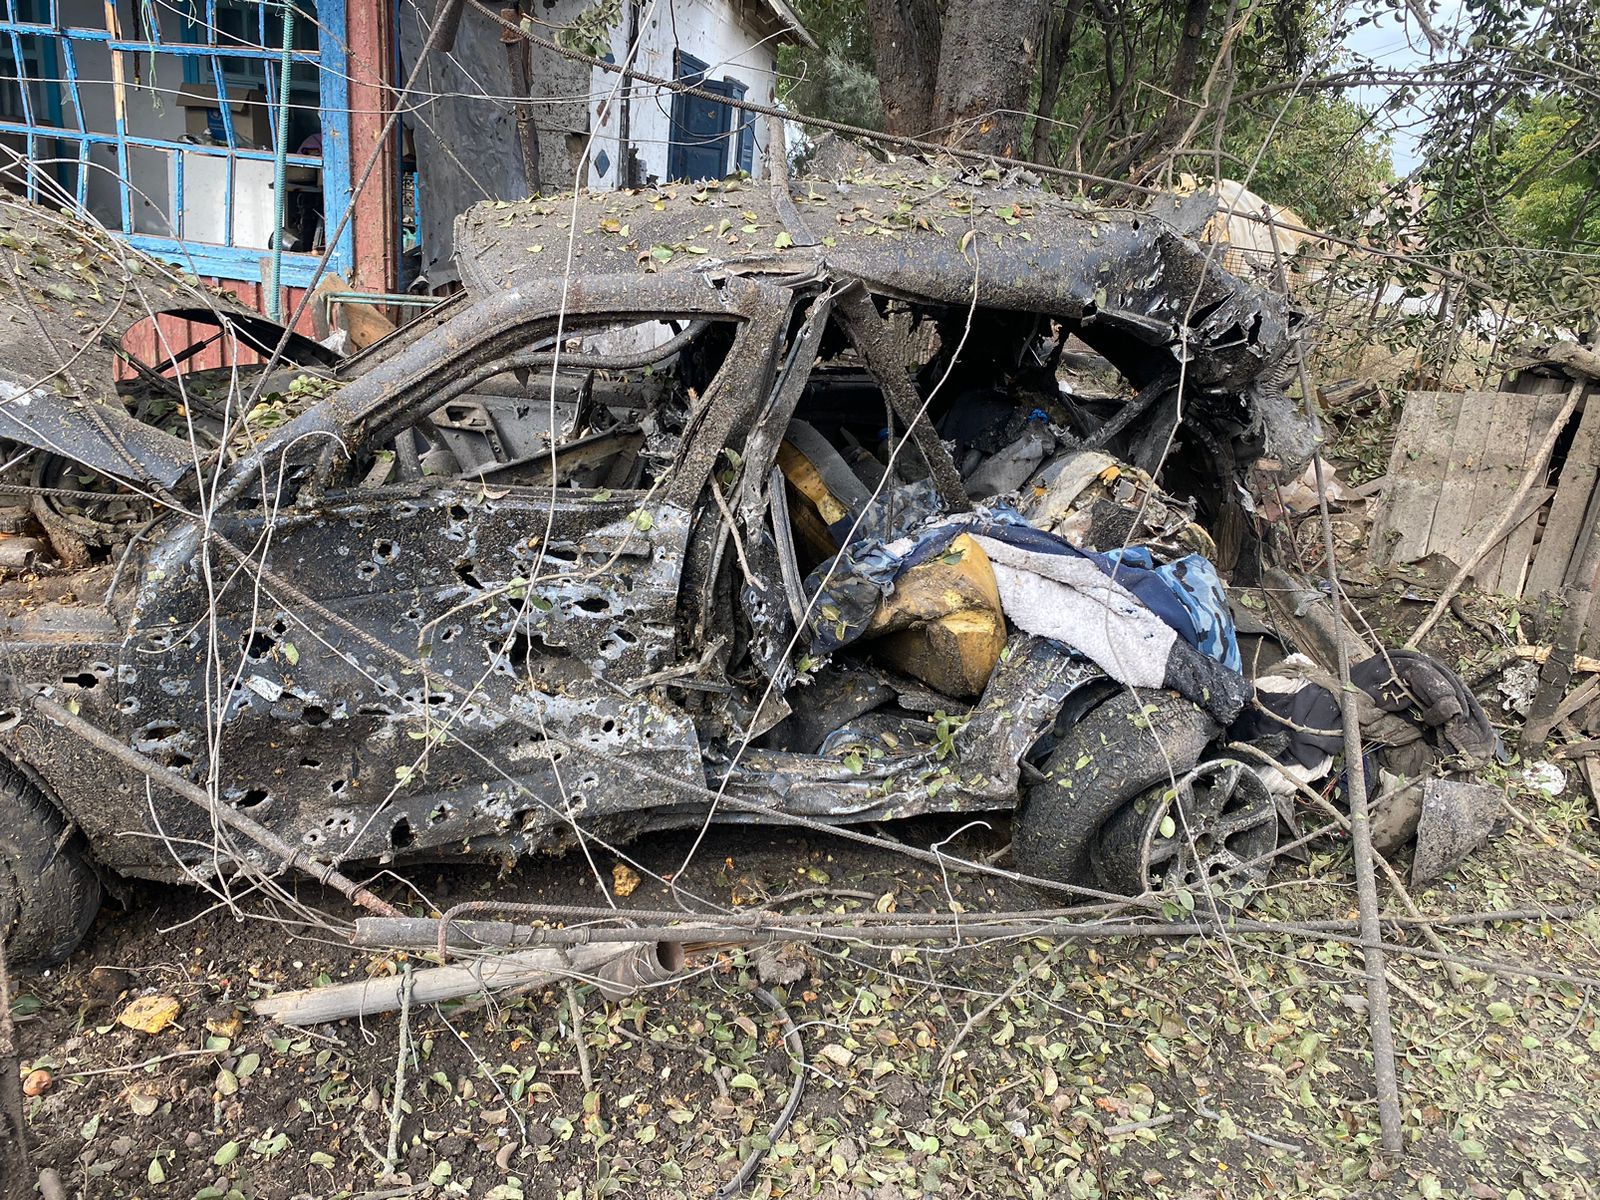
118,283 -> 314,378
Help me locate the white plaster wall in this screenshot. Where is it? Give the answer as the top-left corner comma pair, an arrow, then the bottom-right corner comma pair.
587,0 -> 780,188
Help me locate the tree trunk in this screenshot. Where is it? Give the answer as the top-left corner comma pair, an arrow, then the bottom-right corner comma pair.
864,0 -> 944,138
1030,0 -> 1083,165
929,0 -> 1049,154
1106,0 -> 1216,179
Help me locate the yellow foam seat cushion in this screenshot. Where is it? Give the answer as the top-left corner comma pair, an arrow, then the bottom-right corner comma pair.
864,533 -> 1006,697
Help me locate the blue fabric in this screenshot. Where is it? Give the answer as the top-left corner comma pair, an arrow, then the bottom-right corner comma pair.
1099,547 -> 1241,672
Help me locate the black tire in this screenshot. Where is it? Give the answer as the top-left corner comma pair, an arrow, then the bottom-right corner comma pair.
0,757 -> 101,969
1013,690 -> 1216,890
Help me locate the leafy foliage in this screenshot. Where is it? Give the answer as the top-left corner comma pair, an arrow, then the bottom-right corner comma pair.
1223,95 -> 1394,231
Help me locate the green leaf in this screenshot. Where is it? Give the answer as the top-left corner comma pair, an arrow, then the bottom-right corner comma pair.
281,643 -> 299,666
213,1140 -> 240,1167
1158,814 -> 1177,838
773,231 -> 795,249
147,1157 -> 166,1185
309,1151 -> 335,1168
429,1160 -> 453,1186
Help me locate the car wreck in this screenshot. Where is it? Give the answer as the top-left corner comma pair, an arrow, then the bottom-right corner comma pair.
0,158 -> 1492,969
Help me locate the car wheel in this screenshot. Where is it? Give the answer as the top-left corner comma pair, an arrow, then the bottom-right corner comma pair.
1014,690 -> 1216,892
0,757 -> 101,969
1089,759 -> 1279,908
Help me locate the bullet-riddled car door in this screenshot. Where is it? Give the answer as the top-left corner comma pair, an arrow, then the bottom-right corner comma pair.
120,308 -> 775,873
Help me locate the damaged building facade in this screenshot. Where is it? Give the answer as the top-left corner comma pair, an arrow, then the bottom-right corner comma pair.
0,0 -> 810,333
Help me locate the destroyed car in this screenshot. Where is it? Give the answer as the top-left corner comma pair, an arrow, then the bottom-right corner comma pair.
0,160 -> 1319,967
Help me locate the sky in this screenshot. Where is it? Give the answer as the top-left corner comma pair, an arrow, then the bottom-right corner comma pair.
1341,1 -> 1467,176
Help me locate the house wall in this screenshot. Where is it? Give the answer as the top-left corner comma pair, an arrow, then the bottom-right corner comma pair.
120,282 -> 318,377
588,0 -> 779,188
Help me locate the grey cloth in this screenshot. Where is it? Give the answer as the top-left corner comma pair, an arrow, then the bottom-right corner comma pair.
972,534 -> 1175,690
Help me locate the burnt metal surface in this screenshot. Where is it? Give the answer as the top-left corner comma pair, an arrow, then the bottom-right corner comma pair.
0,174 -> 1315,905
453,158 -> 1312,466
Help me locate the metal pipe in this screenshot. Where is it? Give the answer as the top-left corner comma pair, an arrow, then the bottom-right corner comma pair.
268,1 -> 295,321
0,537 -> 42,568
593,940 -> 686,999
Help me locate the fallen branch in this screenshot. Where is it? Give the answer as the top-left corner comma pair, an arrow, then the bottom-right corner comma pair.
0,937 -> 29,1189
1510,645 -> 1600,672
1546,341 -> 1600,383
1193,1098 -> 1304,1154
253,941 -> 672,1024
715,986 -> 806,1200
61,1047 -> 225,1080
381,963 -> 413,1182
1103,1113 -> 1176,1138
1269,206 -> 1404,1157
564,982 -> 593,1092
1497,793 -> 1600,877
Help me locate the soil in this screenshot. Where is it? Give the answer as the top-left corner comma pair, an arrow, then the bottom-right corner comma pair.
8,778 -> 1600,1200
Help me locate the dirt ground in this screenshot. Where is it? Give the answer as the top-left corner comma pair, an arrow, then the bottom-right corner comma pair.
8,762 -> 1600,1200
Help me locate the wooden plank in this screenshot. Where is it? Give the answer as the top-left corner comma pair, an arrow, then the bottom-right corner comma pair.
1463,390 -> 1539,586
1494,486 -> 1558,596
1498,387 -> 1580,595
346,0 -> 400,294
1350,473 -> 1390,500
1371,391 -> 1461,565
1527,384 -> 1600,599
1425,391 -> 1499,567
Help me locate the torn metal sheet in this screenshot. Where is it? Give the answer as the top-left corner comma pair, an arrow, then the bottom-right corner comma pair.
1411,777 -> 1502,886
0,377 -> 196,488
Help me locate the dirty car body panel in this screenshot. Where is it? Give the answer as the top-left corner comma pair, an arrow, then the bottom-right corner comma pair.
0,164 -> 1309,888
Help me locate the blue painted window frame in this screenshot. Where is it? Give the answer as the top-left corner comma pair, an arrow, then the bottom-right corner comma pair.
0,0 -> 353,287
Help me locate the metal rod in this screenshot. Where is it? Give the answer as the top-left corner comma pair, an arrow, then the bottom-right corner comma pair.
268,0 -> 296,320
